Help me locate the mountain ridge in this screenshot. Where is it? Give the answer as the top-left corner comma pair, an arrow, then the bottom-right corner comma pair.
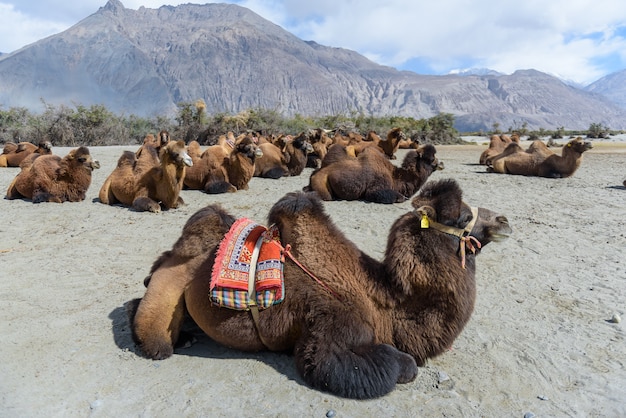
1,0 -> 626,131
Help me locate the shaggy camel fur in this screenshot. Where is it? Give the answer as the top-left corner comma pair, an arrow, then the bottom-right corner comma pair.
6,146 -> 100,203
0,141 -> 53,167
277,134 -> 314,176
487,137 -> 592,178
479,133 -> 520,165
305,145 -> 444,203
98,140 -> 192,212
126,179 -> 511,399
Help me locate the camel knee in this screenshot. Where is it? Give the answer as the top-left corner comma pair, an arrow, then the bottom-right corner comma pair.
132,196 -> 161,212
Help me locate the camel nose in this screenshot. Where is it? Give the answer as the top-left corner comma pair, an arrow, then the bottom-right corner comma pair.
183,153 -> 193,167
255,148 -> 264,157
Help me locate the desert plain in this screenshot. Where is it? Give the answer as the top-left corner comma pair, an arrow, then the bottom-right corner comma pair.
0,140 -> 625,417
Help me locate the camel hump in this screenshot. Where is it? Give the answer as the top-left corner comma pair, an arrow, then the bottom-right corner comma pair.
171,204 -> 236,258
267,191 -> 325,224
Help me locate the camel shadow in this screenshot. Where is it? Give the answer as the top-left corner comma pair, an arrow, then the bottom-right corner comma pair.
606,185 -> 626,190
108,304 -> 304,385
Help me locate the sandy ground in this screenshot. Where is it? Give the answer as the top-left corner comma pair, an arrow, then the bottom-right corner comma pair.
1,142 -> 625,417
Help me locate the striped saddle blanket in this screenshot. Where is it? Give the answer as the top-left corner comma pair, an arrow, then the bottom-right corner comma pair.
210,217 -> 285,310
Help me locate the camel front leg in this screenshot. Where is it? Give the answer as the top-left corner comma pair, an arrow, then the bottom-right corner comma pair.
293,309 -> 418,399
130,261 -> 191,359
132,186 -> 161,212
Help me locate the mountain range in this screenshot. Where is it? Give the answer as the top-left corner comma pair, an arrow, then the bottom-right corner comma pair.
1,0 -> 626,132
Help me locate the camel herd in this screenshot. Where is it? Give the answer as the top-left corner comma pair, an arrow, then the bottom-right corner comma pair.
0,129 -> 617,399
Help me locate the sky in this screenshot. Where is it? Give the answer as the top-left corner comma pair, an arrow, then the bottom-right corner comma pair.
1,0 -> 626,86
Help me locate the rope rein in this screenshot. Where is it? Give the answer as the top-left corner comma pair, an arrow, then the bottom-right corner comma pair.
282,244 -> 343,301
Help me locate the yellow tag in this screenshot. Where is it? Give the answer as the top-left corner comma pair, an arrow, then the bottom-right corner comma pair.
421,214 -> 430,228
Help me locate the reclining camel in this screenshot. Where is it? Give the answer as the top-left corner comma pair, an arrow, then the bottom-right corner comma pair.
254,134 -> 314,178
305,145 -> 443,203
487,137 -> 592,178
185,135 -> 263,193
98,140 -> 192,212
0,141 -> 53,167
126,178 -> 512,399
6,146 -> 99,202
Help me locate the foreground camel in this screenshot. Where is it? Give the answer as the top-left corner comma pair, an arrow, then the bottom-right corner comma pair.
0,141 -> 53,167
127,178 -> 511,399
305,145 -> 443,203
6,146 -> 99,202
98,140 -> 192,212
487,137 -> 592,178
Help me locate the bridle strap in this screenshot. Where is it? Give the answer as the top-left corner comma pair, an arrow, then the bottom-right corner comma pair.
415,207 -> 481,269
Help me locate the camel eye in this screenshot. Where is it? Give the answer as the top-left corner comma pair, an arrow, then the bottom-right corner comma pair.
78,157 -> 86,163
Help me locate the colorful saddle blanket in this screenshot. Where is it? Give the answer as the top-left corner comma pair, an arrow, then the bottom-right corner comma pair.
210,217 -> 285,310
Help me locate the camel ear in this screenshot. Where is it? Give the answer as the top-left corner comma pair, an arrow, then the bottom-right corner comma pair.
414,205 -> 436,219
66,150 -> 76,160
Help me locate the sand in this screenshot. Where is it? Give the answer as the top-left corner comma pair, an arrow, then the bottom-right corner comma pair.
1,142 -> 625,417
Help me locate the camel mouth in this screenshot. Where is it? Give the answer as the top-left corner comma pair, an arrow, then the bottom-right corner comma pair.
254,149 -> 264,157
489,232 -> 511,242
436,161 -> 444,170
90,160 -> 101,170
182,154 -> 193,167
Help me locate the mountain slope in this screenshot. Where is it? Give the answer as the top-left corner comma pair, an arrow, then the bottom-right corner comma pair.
585,69 -> 626,109
1,0 -> 625,131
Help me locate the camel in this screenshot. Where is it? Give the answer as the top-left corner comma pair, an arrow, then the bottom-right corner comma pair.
126,178 -> 512,399
487,136 -> 592,178
304,144 -> 444,203
377,127 -> 408,159
183,140 -> 212,189
6,146 -> 100,203
0,141 -> 53,167
203,136 -> 263,194
140,130 -> 170,151
305,129 -> 334,168
273,134 -> 314,176
253,142 -> 289,179
479,134 -> 520,165
98,140 -> 192,212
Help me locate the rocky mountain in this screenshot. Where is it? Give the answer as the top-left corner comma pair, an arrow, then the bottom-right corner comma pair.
585,69 -> 626,110
1,0 -> 626,131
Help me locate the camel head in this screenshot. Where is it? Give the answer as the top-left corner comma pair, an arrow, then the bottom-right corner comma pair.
68,146 -> 100,171
566,137 -> 593,153
162,140 -> 193,167
402,144 -> 444,173
157,130 -> 171,148
38,141 -> 53,153
411,179 -> 511,251
236,136 -> 263,159
387,127 -> 406,142
291,134 -> 314,154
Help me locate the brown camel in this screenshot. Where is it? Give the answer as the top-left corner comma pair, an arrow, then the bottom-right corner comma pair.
253,142 -> 289,179
126,178 -> 511,399
479,133 -> 520,165
305,144 -> 444,203
203,136 -> 263,194
377,127 -> 408,159
487,137 -> 592,178
0,141 -> 53,167
98,140 -> 192,212
6,146 -> 99,203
